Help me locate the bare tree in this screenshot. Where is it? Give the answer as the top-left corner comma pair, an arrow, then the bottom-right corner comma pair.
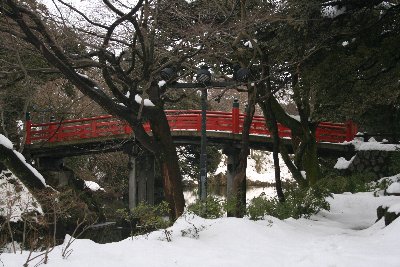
0,0 -> 221,219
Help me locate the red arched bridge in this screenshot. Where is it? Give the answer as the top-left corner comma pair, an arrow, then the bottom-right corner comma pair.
25,107 -> 357,158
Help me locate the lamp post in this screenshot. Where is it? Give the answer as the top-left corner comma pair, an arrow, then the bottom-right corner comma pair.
161,65 -> 250,201
196,66 -> 212,200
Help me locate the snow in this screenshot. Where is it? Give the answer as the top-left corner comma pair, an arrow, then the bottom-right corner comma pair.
322,5 -> 346,18
334,155 -> 355,169
13,151 -> 46,186
158,80 -> 166,87
386,182 -> 400,194
349,139 -> 400,151
0,134 -> 13,149
388,203 -> 400,213
2,191 -> 400,266
0,170 -> 43,222
84,181 -> 104,192
214,151 -> 292,184
244,40 -> 253,48
135,94 -> 156,107
0,134 -> 46,186
342,41 -> 349,46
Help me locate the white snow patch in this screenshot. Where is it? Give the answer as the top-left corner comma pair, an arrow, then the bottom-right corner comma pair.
77,72 -> 89,79
244,40 -> 253,48
214,151 -> 292,184
342,41 -> 349,46
334,156 -> 355,170
0,170 -> 43,222
387,182 -> 400,194
125,91 -> 130,98
135,94 -> 156,107
13,151 -> 46,186
84,181 -> 104,192
0,134 -> 13,149
158,80 -> 166,87
322,5 -> 346,18
349,139 -> 400,151
387,203 -> 400,213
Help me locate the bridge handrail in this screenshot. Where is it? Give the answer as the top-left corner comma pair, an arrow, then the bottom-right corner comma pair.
25,107 -> 357,145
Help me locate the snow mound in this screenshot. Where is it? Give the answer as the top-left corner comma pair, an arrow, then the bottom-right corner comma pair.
334,156 -> 355,169
84,181 -> 104,192
350,139 -> 400,151
387,182 -> 400,194
0,170 -> 43,222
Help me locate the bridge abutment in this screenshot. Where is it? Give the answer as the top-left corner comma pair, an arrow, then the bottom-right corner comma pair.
127,145 -> 156,210
223,146 -> 241,216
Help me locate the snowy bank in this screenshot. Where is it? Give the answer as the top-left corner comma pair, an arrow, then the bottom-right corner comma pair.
2,191 -> 400,267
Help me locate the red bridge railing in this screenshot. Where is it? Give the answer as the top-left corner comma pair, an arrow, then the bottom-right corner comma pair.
25,107 -> 357,145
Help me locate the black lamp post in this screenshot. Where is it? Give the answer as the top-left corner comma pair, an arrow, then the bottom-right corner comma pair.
196,66 -> 211,200
161,65 -> 250,201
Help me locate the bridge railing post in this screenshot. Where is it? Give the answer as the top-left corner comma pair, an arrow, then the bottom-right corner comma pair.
25,112 -> 32,145
232,99 -> 240,134
345,120 -> 357,141
49,116 -> 57,142
91,120 -> 98,138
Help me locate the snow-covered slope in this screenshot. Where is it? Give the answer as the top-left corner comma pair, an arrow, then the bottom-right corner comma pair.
0,170 -> 42,222
2,191 -> 399,267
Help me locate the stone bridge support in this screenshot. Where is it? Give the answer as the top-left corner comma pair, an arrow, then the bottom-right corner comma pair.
127,146 -> 155,210
223,146 -> 241,216
37,157 -> 72,187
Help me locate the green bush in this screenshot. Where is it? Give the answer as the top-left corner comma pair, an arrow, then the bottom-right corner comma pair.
116,201 -> 171,235
388,151 -> 400,175
247,185 -> 331,220
187,196 -> 224,219
318,173 -> 375,194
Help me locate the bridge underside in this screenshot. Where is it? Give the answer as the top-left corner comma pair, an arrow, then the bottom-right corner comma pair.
26,131 -> 355,159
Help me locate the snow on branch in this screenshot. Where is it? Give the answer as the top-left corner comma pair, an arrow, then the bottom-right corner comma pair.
0,134 -> 47,189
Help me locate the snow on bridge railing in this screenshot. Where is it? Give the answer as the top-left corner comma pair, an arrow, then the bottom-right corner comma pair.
25,108 -> 357,145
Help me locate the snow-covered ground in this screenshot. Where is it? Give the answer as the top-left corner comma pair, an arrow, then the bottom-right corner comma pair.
0,170 -> 42,222
2,191 -> 399,267
214,151 -> 292,183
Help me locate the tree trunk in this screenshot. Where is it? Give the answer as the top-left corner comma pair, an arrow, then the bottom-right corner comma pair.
149,109 -> 185,220
263,98 -> 285,202
232,87 -> 257,217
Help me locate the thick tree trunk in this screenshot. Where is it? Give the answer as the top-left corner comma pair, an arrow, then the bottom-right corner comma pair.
148,109 -> 185,220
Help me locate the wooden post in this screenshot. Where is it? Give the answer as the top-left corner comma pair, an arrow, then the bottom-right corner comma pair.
25,112 -> 32,145
146,153 -> 155,205
91,119 -> 98,138
232,99 -> 240,134
49,116 -> 56,142
223,146 -> 240,217
128,145 -> 137,210
345,120 -> 357,142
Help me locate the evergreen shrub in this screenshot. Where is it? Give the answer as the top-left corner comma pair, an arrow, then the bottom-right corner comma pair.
187,196 -> 224,219
247,185 -> 331,220
117,201 -> 171,235
318,173 -> 375,194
